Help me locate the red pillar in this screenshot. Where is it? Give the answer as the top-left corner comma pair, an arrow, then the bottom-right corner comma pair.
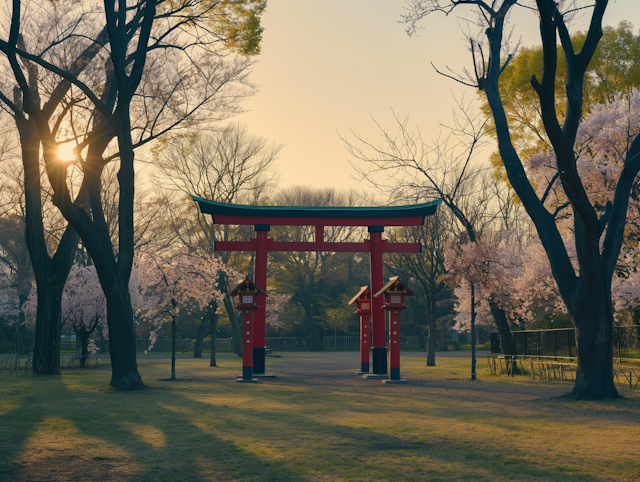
388,308 -> 401,380
360,312 -> 371,373
369,226 -> 387,375
253,224 -> 269,374
238,308 -> 256,382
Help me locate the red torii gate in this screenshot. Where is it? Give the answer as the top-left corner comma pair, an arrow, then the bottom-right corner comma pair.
194,197 -> 441,376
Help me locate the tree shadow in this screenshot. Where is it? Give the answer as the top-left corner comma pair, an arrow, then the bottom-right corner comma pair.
1,363 -> 638,482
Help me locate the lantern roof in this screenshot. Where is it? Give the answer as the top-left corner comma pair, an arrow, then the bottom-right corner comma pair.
373,276 -> 416,298
230,277 -> 268,298
347,286 -> 371,305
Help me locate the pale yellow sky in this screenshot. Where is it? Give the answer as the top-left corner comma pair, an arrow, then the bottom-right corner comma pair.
237,0 -> 640,192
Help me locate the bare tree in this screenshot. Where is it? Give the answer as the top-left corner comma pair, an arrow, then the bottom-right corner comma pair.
270,186 -> 362,351
345,103 -> 519,375
153,123 -> 281,360
386,212 -> 450,366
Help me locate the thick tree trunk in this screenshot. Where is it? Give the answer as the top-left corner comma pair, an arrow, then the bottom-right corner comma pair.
19,120 -> 77,375
104,278 -> 143,390
32,282 -> 64,374
302,305 -> 323,350
193,317 -> 207,358
489,301 -> 517,356
570,283 -> 619,399
489,300 -> 518,373
426,318 -> 437,366
310,326 -> 323,351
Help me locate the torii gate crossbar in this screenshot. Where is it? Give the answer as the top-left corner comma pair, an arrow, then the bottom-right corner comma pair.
194,197 -> 441,376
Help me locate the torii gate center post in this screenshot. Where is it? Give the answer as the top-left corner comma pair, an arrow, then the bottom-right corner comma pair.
194,198 -> 441,376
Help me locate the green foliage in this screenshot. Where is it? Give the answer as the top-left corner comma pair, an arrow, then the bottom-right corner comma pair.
207,0 -> 266,56
482,22 -> 640,182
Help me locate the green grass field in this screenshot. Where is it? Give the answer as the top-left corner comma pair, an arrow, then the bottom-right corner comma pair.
1,353 -> 639,481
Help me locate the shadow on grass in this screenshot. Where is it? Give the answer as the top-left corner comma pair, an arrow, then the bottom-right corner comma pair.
1,359 -> 638,482
0,374 -> 311,482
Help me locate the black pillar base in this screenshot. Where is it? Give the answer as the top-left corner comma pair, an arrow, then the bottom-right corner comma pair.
372,347 -> 387,375
390,367 -> 400,380
253,347 -> 266,374
237,366 -> 257,383
361,361 -> 369,373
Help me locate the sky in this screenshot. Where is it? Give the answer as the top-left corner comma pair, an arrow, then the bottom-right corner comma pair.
237,0 -> 640,193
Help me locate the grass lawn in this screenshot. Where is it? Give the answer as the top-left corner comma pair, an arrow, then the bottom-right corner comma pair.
1,353 -> 639,482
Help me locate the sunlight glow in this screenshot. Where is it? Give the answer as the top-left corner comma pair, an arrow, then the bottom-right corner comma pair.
57,143 -> 76,162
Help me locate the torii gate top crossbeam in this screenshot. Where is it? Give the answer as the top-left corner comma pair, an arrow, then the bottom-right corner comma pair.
193,197 -> 441,227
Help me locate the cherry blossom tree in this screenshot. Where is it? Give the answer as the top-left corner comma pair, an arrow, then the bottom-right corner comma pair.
19,257 -> 156,367
138,250 -> 239,379
265,289 -> 291,334
59,265 -> 106,367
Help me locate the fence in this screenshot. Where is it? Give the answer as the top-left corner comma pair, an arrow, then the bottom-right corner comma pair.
127,335 -> 431,353
0,354 -> 100,373
487,354 -> 640,391
490,325 -> 640,361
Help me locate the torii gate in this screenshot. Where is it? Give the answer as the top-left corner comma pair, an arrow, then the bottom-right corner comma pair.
194,197 -> 441,376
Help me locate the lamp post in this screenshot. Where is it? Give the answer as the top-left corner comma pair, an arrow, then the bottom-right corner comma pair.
230,277 -> 267,383
374,276 -> 416,384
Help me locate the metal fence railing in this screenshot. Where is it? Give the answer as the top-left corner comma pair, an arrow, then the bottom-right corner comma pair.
487,354 -> 640,391
127,335 -> 434,353
491,325 -> 640,361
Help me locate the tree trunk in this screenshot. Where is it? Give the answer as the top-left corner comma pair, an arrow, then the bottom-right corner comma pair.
19,119 -> 77,375
171,315 -> 176,380
193,317 -> 207,358
310,326 -> 323,351
104,278 -> 143,390
209,310 -> 218,367
570,282 -> 619,399
15,303 -> 29,355
489,301 -> 516,355
302,305 -> 323,350
489,300 -> 518,373
78,329 -> 90,369
425,293 -> 437,366
426,315 -> 437,367
32,281 -> 64,374
470,283 -> 476,381
221,277 -> 242,357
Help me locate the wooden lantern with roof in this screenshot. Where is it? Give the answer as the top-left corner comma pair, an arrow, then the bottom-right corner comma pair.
230,277 -> 267,383
348,286 -> 372,374
374,276 -> 416,383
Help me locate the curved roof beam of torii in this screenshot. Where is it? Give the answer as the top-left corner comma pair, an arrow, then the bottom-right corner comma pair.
192,197 -> 442,227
